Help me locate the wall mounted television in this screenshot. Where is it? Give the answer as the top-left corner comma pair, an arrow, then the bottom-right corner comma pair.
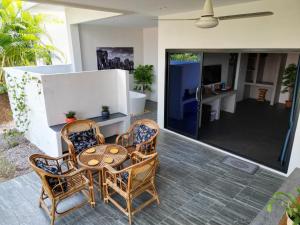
202,65 -> 222,85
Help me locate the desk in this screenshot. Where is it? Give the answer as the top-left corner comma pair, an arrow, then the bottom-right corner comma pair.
202,90 -> 237,121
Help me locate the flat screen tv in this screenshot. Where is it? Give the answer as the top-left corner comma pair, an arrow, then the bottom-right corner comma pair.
202,65 -> 221,85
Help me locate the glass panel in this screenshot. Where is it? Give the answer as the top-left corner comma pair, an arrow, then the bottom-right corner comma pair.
166,53 -> 202,138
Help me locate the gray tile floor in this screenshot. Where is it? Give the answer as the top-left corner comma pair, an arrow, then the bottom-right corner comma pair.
0,129 -> 285,225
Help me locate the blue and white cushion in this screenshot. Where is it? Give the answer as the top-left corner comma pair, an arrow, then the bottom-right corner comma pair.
68,129 -> 97,154
36,160 -> 66,192
133,124 -> 156,145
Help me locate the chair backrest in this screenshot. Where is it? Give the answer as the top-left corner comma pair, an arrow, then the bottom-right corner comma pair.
61,119 -> 104,162
127,153 -> 158,192
28,154 -> 61,197
129,119 -> 159,134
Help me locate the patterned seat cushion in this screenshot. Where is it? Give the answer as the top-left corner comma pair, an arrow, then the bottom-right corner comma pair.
35,160 -> 67,193
68,129 -> 97,154
36,160 -> 59,175
133,125 -> 156,145
121,172 -> 129,183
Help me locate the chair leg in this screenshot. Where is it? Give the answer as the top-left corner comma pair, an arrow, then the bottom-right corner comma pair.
50,199 -> 56,225
87,170 -> 96,207
127,198 -> 132,225
152,183 -> 160,205
39,188 -> 44,208
89,186 -> 96,208
104,184 -> 109,204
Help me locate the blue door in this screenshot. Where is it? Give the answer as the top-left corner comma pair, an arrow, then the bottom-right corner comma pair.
165,52 -> 203,138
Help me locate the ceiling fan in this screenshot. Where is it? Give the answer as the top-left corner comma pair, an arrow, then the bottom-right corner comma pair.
158,0 -> 274,28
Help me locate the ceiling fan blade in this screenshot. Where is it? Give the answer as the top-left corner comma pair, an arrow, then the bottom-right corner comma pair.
154,18 -> 199,21
218,11 -> 274,20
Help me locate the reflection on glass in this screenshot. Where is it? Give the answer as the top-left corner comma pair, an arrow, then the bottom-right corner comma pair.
166,53 -> 201,138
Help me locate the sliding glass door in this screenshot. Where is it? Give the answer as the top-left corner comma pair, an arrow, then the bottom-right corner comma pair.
165,51 -> 203,138
279,56 -> 300,167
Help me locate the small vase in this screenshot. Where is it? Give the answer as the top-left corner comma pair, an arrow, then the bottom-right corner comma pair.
102,111 -> 110,119
66,117 -> 76,123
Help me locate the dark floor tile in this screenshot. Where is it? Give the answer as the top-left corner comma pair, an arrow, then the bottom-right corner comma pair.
205,178 -> 245,200
235,186 -> 273,210
0,129 -> 285,225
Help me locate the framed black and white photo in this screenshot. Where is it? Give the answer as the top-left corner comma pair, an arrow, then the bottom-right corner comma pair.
96,47 -> 134,72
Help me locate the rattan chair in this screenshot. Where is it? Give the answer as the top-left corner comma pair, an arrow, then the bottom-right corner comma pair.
103,152 -> 159,225
115,119 -> 159,157
29,153 -> 95,225
61,119 -> 105,163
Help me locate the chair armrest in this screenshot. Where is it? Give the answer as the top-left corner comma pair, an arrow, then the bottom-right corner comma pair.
96,133 -> 105,144
103,164 -> 119,174
131,151 -> 149,160
50,168 -> 90,195
135,135 -> 157,154
55,153 -> 72,161
130,151 -> 154,164
103,165 -> 129,192
116,132 -> 132,146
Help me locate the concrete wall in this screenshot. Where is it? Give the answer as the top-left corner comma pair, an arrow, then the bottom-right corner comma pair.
42,69 -> 129,126
78,24 -> 143,90
143,27 -> 158,101
14,64 -> 73,74
4,66 -> 129,156
157,0 -> 300,175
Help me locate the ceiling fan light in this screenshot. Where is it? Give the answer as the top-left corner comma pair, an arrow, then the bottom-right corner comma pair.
195,17 -> 219,28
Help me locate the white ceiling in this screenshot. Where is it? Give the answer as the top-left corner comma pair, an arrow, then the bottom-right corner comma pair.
86,14 -> 157,28
29,0 -> 261,16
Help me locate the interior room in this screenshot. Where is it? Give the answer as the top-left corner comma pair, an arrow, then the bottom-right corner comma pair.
165,51 -> 299,171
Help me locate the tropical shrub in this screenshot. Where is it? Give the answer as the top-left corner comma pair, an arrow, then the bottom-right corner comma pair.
133,64 -> 154,93
0,0 -> 62,83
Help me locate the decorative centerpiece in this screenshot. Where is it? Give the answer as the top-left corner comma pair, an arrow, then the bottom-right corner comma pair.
267,188 -> 300,225
101,105 -> 110,119
65,111 -> 76,123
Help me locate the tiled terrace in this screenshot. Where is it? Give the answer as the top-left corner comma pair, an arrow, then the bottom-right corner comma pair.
0,130 -> 285,225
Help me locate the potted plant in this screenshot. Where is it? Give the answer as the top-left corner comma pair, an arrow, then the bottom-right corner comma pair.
267,188 -> 300,225
281,64 -> 297,108
133,65 -> 154,95
65,111 -> 76,123
101,106 -> 110,119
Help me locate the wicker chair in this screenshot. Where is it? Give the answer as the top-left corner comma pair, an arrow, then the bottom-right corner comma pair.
103,152 -> 159,225
29,153 -> 95,225
61,119 -> 105,164
115,119 -> 159,157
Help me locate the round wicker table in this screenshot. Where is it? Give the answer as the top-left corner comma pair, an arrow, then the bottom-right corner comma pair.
77,144 -> 128,201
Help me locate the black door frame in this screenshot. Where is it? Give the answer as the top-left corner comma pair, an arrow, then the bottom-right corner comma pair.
164,50 -> 204,139
164,49 -> 300,173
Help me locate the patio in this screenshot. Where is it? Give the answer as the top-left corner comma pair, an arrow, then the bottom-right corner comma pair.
0,130 -> 285,225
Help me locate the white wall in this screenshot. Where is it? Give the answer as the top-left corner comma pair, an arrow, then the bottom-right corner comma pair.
143,27 -> 158,101
42,69 -> 129,126
78,24 -> 144,90
14,64 -> 73,74
157,0 -> 300,175
5,67 -> 130,156
29,5 -> 70,65
4,68 -> 62,156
